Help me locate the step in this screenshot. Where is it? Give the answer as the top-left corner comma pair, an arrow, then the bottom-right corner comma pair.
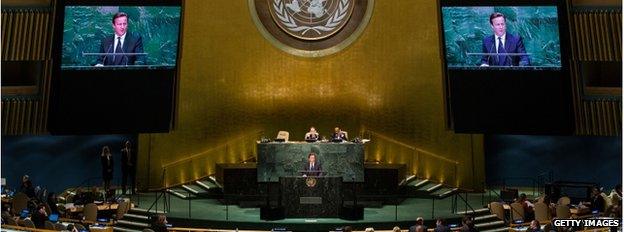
116,220 -> 150,228
399,175 -> 417,185
128,207 -> 166,214
475,220 -> 506,229
426,183 -> 444,192
181,184 -> 207,195
409,179 -> 430,188
207,176 -> 223,189
113,227 -> 143,232
122,213 -> 150,221
418,182 -> 439,191
195,180 -> 218,191
167,188 -> 192,199
456,207 -> 490,215
437,188 -> 458,198
474,214 -> 499,222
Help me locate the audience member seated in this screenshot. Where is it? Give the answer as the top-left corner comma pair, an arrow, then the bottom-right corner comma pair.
331,127 -> 348,141
151,214 -> 168,232
20,175 -> 36,199
47,192 -> 59,215
517,193 -> 535,220
608,185 -> 622,204
66,224 -> 79,232
538,194 -> 557,217
342,226 -> 353,232
607,199 -> 622,218
604,184 -> 622,215
525,220 -> 543,232
460,216 -> 478,232
409,217 -> 427,232
582,187 -> 605,213
393,226 -> 401,232
365,228 -> 375,232
73,187 -> 101,205
434,218 -> 451,232
30,204 -> 47,229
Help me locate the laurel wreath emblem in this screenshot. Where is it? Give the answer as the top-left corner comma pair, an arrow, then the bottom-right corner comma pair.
272,0 -> 350,36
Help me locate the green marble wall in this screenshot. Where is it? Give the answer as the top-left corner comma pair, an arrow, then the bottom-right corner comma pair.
280,176 -> 343,218
442,6 -> 561,67
257,142 -> 365,182
61,6 -> 180,66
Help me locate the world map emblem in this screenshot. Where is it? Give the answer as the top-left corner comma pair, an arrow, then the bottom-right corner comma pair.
269,0 -> 354,40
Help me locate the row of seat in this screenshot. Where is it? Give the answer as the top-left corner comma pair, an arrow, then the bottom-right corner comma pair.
490,201 -> 572,223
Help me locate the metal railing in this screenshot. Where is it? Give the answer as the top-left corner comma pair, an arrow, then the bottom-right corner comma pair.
360,129 -> 460,187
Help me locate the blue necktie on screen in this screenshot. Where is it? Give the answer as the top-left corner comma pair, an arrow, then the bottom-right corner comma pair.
497,37 -> 505,66
114,37 -> 122,65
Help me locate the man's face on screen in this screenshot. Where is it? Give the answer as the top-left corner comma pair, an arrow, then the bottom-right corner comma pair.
112,16 -> 128,36
491,16 -> 506,37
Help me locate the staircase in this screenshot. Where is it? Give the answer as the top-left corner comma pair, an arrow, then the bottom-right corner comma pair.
166,176 -> 223,200
455,206 -> 508,232
402,176 -> 459,199
113,207 -> 165,232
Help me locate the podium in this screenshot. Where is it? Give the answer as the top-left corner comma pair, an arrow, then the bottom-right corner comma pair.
279,176 -> 342,218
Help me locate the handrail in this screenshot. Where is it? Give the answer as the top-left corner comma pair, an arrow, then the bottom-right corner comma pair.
162,130 -> 263,169
363,130 -> 459,164
362,129 -> 460,187
154,130 -> 263,193
454,190 -> 477,215
147,168 -> 168,213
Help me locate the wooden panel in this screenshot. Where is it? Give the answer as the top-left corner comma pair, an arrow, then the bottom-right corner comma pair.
1,7 -> 54,135
568,7 -> 621,136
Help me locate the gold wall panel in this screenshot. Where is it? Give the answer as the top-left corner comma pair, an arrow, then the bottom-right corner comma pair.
137,0 -> 484,190
568,8 -> 621,136
1,7 -> 54,135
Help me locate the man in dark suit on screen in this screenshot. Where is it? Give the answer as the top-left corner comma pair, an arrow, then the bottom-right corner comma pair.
95,12 -> 146,66
480,12 -> 530,67
302,152 -> 322,177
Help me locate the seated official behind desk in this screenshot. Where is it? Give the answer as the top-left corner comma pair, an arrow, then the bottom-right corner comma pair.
304,127 -> 320,141
331,127 -> 348,142
302,153 -> 322,177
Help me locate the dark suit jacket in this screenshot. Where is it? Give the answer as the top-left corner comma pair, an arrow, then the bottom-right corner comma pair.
409,225 -> 428,232
121,148 -> 135,172
481,33 -> 530,66
434,225 -> 451,232
332,132 -> 348,141
96,32 -> 146,66
31,211 -> 47,229
101,155 -> 114,181
303,162 -> 322,176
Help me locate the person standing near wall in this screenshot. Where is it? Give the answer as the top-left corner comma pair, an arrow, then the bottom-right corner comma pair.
100,146 -> 114,192
120,140 -> 136,195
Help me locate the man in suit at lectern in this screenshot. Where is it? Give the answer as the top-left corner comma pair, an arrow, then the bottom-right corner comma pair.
303,152 -> 322,177
480,12 -> 530,67
95,12 -> 146,66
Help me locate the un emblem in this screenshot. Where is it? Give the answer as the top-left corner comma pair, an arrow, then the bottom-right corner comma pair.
305,176 -> 317,187
270,0 -> 354,40
249,0 -> 373,57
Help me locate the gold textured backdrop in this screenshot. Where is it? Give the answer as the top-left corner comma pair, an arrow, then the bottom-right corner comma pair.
137,0 -> 484,190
